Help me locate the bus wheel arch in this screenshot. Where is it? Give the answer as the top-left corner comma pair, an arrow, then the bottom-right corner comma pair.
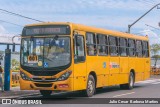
84,71 -> 97,97
89,71 -> 97,88
130,69 -> 135,82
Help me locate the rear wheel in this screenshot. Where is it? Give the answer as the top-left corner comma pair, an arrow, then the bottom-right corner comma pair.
84,75 -> 96,97
40,90 -> 52,97
120,72 -> 134,90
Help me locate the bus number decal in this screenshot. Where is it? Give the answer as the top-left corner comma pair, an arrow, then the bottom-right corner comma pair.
28,55 -> 38,63
103,62 -> 106,68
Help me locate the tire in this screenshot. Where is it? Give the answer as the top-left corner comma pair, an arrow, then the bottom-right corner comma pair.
84,75 -> 96,97
120,72 -> 134,90
40,90 -> 52,97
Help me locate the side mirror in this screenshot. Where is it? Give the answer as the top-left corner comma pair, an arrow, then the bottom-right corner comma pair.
74,35 -> 80,46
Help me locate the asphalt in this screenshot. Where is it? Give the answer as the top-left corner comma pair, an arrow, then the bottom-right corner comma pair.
0,75 -> 160,107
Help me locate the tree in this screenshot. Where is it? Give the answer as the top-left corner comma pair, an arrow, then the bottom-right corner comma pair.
11,59 -> 20,70
150,44 -> 160,67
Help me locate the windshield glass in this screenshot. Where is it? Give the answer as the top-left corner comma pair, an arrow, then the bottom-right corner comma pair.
21,36 -> 70,68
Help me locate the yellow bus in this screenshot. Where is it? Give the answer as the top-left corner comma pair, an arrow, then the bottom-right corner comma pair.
19,22 -> 150,97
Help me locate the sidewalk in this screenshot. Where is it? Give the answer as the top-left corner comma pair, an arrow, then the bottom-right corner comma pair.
0,87 -> 39,99
150,75 -> 160,79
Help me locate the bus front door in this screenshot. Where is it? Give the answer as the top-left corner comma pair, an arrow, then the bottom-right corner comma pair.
73,31 -> 87,91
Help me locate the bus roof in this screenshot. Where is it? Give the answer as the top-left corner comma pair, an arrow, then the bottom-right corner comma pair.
25,22 -> 149,41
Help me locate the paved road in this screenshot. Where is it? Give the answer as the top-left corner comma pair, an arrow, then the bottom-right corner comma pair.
1,76 -> 160,107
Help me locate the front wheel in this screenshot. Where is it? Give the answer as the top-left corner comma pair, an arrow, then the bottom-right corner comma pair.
40,90 -> 52,97
84,75 -> 96,97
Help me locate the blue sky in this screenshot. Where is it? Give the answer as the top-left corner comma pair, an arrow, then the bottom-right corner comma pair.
0,0 -> 160,46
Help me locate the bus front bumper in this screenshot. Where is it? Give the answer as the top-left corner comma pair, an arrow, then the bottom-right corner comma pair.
19,78 -> 73,91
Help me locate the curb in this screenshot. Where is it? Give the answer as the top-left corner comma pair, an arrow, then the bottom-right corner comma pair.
0,93 -> 40,99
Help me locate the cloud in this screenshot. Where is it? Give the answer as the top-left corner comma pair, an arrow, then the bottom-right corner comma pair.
0,0 -> 159,34
139,29 -> 160,44
0,25 -> 6,34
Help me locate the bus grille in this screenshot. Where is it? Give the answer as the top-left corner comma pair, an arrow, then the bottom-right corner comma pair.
32,78 -> 57,82
34,83 -> 53,87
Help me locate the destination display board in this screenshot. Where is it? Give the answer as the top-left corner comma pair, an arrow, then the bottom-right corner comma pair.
22,25 -> 70,36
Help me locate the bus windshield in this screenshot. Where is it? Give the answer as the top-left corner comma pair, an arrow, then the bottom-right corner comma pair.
21,36 -> 71,68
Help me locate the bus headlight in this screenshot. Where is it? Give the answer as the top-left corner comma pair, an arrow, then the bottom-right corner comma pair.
58,71 -> 72,81
20,71 -> 32,81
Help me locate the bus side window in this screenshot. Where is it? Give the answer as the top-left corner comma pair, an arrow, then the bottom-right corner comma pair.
97,34 -> 108,56
143,41 -> 149,57
136,40 -> 143,57
119,38 -> 127,56
86,33 -> 97,56
74,35 -> 85,63
109,36 -> 118,56
128,39 -> 136,57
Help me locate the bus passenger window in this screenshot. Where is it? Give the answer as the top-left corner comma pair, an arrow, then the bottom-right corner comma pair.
119,38 -> 127,56
128,39 -> 135,56
109,36 -> 118,56
143,41 -> 149,57
136,40 -> 143,57
86,33 -> 97,56
97,34 -> 108,55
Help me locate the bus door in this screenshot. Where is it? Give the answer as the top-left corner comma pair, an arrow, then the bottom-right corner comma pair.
108,36 -> 120,85
73,30 -> 87,91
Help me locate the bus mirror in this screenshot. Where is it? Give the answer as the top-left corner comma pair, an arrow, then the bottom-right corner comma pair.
12,43 -> 15,52
54,35 -> 59,40
75,35 -> 80,46
30,37 -> 34,41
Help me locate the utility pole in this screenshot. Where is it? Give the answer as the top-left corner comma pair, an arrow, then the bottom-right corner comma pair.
128,3 -> 160,33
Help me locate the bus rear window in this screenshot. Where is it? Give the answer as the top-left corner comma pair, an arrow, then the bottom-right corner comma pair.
22,25 -> 71,36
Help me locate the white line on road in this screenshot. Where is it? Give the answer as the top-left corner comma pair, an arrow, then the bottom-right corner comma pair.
136,79 -> 160,84
152,82 -> 160,84
113,92 -> 135,98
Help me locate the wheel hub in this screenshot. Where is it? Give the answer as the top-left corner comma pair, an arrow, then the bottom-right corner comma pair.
88,80 -> 94,93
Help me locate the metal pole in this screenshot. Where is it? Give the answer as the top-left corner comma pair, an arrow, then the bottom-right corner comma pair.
4,44 -> 11,91
128,3 -> 160,33
145,24 -> 160,31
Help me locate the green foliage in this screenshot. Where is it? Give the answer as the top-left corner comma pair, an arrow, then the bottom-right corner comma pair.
11,59 -> 20,70
150,44 -> 160,67
150,44 -> 160,55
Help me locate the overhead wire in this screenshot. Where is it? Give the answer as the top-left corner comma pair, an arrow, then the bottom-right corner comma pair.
0,8 -> 44,23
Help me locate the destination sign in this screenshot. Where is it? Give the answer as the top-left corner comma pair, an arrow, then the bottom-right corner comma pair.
22,25 -> 70,36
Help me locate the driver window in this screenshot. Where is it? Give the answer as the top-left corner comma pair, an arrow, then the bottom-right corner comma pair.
74,35 -> 85,63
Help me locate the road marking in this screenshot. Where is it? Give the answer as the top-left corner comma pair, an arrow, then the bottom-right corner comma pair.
152,82 -> 160,84
136,79 -> 160,84
113,92 -> 135,98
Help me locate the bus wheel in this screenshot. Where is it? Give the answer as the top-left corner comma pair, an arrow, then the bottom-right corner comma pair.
85,75 -> 96,97
120,72 -> 134,90
40,90 -> 52,97
127,72 -> 135,89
